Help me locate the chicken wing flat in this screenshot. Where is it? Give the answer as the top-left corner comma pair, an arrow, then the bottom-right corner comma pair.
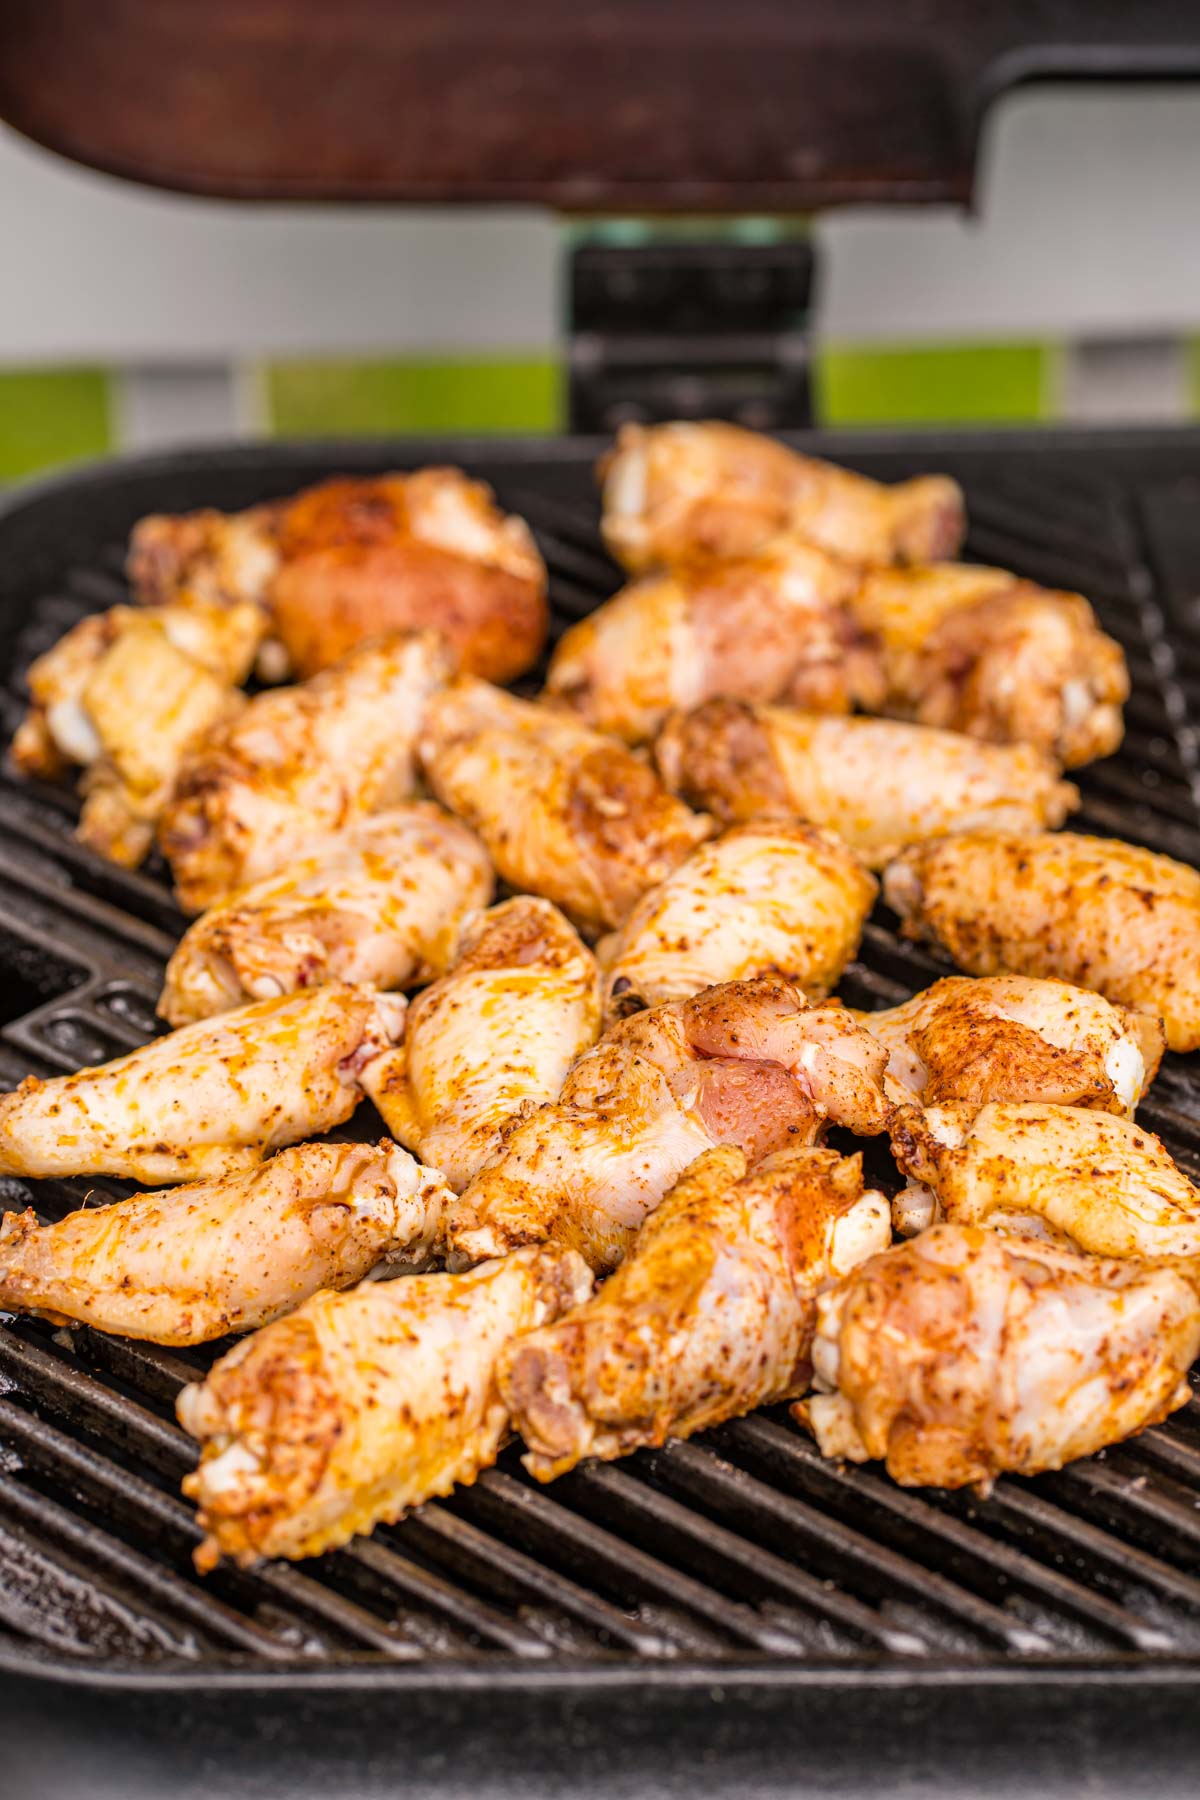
160,630 -> 453,914
159,804 -> 493,1026
418,675 -> 712,934
363,897 -> 600,1192
178,1244 -> 593,1567
0,1139 -> 450,1344
129,467 -> 548,685
599,821 -> 876,1022
655,700 -> 1078,867
448,974 -> 890,1274
0,984 -> 402,1185
849,563 -> 1128,768
890,1101 -> 1200,1258
599,421 -> 964,572
884,831 -> 1200,1052
796,1224 -> 1200,1492
543,535 -> 879,744
858,975 -> 1162,1114
500,1143 -> 890,1480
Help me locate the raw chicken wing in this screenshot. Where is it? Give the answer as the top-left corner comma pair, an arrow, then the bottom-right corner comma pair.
178,1244 -> 593,1567
796,1224 -> 1200,1491
501,1143 -> 890,1480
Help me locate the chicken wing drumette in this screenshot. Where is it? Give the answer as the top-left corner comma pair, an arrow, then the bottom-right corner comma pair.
160,630 -> 452,913
363,897 -> 601,1192
0,1139 -> 451,1344
796,1224 -> 1200,1491
500,1143 -> 890,1480
599,421 -> 964,572
418,675 -> 712,934
858,975 -> 1162,1114
0,984 -> 402,1184
599,821 -> 876,1022
178,1244 -> 593,1567
159,804 -> 493,1026
129,467 -> 548,685
448,974 -> 890,1275
543,535 -> 879,744
655,700 -> 1077,868
849,564 -> 1128,768
884,831 -> 1200,1052
890,1101 -> 1200,1258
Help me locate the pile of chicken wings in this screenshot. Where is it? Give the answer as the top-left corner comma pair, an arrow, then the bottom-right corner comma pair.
6,423 -> 1200,1573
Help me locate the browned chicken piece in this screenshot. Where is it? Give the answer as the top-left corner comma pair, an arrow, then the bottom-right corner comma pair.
599,821 -> 876,1022
849,563 -> 1128,768
159,804 -> 494,1026
448,974 -> 890,1275
160,630 -> 453,914
363,897 -> 600,1192
500,1143 -> 891,1480
128,467 -> 548,685
884,831 -> 1200,1053
858,975 -> 1163,1114
599,421 -> 964,572
418,675 -> 712,935
177,1244 -> 593,1567
0,984 -> 403,1185
795,1224 -> 1200,1492
655,700 -> 1078,867
543,535 -> 881,744
889,1101 -> 1200,1258
0,1139 -> 452,1344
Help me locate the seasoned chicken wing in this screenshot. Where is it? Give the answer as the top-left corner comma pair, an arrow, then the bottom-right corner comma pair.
858,976 -> 1162,1114
159,804 -> 493,1026
448,974 -> 890,1274
419,675 -> 712,934
160,630 -> 452,914
849,564 -> 1128,768
129,467 -> 548,685
600,421 -> 964,572
501,1143 -> 890,1480
655,700 -> 1078,867
796,1224 -> 1200,1491
890,1101 -> 1200,1258
363,897 -> 600,1192
0,1139 -> 451,1344
178,1244 -> 593,1567
0,984 -> 402,1185
884,831 -> 1200,1053
599,821 -> 875,1022
543,535 -> 879,744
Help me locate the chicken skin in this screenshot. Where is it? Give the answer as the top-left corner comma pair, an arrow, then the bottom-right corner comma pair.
363,897 -> 600,1192
0,1139 -> 451,1344
418,675 -> 712,934
543,535 -> 879,745
448,974 -> 890,1275
160,630 -> 452,914
890,1101 -> 1200,1258
500,1143 -> 891,1481
849,564 -> 1128,768
884,831 -> 1200,1053
796,1224 -> 1200,1492
0,984 -> 402,1185
128,467 -> 548,685
858,976 -> 1163,1114
159,804 -> 493,1027
178,1244 -> 593,1568
599,821 -> 876,1022
599,421 -> 964,572
12,599 -> 264,868
655,700 -> 1078,868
